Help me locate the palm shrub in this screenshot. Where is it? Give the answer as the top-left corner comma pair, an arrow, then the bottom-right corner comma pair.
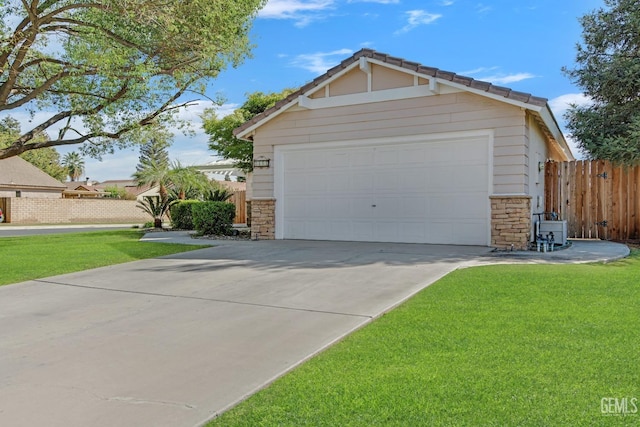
202,186 -> 233,202
137,195 -> 177,228
171,200 -> 200,230
192,202 -> 235,235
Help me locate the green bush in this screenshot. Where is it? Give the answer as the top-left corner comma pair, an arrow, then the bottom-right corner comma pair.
171,200 -> 200,230
192,202 -> 236,235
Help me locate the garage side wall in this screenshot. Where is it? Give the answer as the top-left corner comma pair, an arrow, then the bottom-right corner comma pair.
251,91 -> 529,245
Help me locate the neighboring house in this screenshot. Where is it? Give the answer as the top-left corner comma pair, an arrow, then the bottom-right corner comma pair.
0,156 -> 65,199
63,180 -> 107,198
234,49 -> 574,249
96,180 -> 157,201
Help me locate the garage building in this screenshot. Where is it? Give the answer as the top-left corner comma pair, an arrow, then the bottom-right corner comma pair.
234,49 -> 573,249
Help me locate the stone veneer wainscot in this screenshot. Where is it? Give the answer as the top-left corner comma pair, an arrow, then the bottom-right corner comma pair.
251,198 -> 275,240
490,195 -> 532,250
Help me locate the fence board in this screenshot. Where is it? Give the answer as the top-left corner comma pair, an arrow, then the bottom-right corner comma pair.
587,162 -> 601,239
229,190 -> 246,224
545,160 -> 640,241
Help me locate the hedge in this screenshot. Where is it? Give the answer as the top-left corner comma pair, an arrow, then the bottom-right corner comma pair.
171,200 -> 200,230
192,201 -> 236,235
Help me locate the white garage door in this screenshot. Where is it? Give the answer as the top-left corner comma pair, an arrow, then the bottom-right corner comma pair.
275,133 -> 491,245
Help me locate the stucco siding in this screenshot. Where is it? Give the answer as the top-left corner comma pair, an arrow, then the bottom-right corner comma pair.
371,63 -> 415,90
251,91 -> 527,199
527,114 -> 550,214
0,189 -> 62,198
328,68 -> 367,96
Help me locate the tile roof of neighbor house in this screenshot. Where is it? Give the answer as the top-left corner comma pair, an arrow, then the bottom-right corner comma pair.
97,180 -> 154,197
234,48 -> 552,138
0,156 -> 66,190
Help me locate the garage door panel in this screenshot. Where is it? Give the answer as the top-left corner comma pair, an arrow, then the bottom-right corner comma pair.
401,169 -> 429,190
375,174 -> 400,192
279,135 -> 490,245
375,148 -> 399,165
454,221 -> 488,245
449,165 -> 488,190
350,172 -> 375,192
286,177 -> 307,194
329,152 -> 349,168
399,147 -> 427,164
307,174 -> 329,193
352,149 -> 375,167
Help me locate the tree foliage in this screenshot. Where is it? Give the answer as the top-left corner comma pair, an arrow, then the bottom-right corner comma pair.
202,89 -> 294,172
0,0 -> 267,160
0,116 -> 66,180
61,151 -> 84,181
133,138 -> 212,201
133,136 -> 171,197
564,0 -> 640,163
137,195 -> 176,228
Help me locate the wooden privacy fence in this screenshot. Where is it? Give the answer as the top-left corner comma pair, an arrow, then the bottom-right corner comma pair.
545,160 -> 640,241
229,190 -> 246,224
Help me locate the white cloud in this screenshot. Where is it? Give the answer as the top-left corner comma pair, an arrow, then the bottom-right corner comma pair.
395,10 -> 442,35
563,134 -> 585,160
461,67 -> 536,85
479,72 -> 537,85
260,0 -> 335,27
290,48 -> 354,74
548,94 -> 593,160
441,0 -> 455,5
476,3 -> 491,14
548,93 -> 592,118
460,66 -> 499,75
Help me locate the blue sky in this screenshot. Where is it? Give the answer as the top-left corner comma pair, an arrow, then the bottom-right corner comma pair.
78,0 -> 603,181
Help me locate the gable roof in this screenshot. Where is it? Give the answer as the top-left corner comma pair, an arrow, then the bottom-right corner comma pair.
96,180 -> 155,197
0,156 -> 66,190
234,49 -> 573,159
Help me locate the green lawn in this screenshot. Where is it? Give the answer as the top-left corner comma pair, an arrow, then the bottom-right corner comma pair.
0,229 -> 209,286
208,250 -> 640,427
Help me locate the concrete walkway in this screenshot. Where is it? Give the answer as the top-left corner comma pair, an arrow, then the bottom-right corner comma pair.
0,234 -> 630,427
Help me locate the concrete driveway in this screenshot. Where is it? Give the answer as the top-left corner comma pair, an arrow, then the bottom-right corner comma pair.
0,239 -> 490,427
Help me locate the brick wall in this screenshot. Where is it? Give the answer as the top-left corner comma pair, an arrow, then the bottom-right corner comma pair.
490,195 -> 531,250
251,198 -> 275,239
7,198 -> 149,224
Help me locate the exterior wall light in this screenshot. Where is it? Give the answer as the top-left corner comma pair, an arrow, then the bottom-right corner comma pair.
538,161 -> 545,172
253,157 -> 271,168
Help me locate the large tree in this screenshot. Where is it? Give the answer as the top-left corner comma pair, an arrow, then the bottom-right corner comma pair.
133,136 -> 171,197
0,0 -> 267,159
202,89 -> 294,172
133,137 -> 210,200
564,0 -> 640,163
0,116 -> 66,180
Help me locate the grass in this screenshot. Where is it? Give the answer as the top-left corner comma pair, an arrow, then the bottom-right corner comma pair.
0,229 -> 209,286
208,250 -> 640,427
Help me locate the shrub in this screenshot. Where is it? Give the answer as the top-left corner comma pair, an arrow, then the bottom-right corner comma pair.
103,185 -> 136,200
192,201 -> 235,235
171,200 -> 200,230
202,183 -> 234,202
136,195 -> 176,228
